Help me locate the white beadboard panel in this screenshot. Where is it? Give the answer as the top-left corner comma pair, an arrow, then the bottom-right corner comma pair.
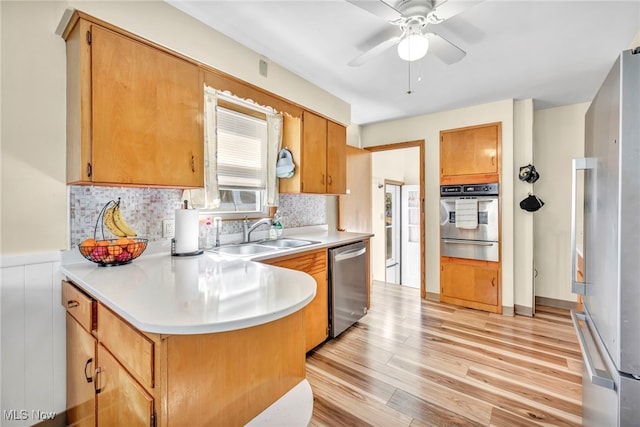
52,263 -> 66,414
1,258 -> 66,426
1,265 -> 27,426
24,263 -> 55,415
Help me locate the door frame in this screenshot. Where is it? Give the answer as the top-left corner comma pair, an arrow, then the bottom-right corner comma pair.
366,140 -> 426,298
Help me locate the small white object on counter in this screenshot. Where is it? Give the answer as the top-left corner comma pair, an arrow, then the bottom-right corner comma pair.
174,208 -> 199,254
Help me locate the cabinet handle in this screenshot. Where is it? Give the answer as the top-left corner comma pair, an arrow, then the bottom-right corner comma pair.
67,300 -> 79,308
321,174 -> 325,185
191,155 -> 195,173
84,358 -> 93,383
328,175 -> 333,185
491,156 -> 495,166
491,277 -> 496,287
86,162 -> 92,178
94,367 -> 103,394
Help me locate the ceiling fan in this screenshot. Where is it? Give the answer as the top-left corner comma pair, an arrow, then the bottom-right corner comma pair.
347,0 -> 480,66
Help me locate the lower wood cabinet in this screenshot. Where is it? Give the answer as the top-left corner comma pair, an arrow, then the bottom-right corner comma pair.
62,279 -> 306,426
440,257 -> 501,314
96,344 -> 154,426
262,249 -> 328,352
66,313 -> 96,427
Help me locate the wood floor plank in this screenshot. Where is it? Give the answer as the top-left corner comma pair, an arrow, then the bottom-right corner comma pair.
307,281 -> 583,426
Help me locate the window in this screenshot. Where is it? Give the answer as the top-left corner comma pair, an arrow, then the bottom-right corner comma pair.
187,99 -> 272,219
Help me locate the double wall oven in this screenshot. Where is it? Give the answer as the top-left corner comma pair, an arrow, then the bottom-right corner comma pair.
440,183 -> 499,262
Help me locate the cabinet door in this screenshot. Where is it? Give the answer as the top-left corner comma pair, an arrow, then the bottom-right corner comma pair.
96,344 -> 154,427
264,249 -> 328,352
91,25 -> 203,187
441,259 -> 499,307
326,120 -> 346,194
66,314 -> 96,427
440,123 -> 499,182
301,111 -> 328,193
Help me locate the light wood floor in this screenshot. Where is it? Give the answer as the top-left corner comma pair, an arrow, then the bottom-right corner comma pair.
307,281 -> 582,426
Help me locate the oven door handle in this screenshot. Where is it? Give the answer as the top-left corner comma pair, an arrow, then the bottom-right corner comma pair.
442,239 -> 494,246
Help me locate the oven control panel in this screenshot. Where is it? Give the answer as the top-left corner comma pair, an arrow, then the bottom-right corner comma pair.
440,183 -> 499,197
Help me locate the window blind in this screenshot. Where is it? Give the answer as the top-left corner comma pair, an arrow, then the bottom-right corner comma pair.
216,106 -> 268,189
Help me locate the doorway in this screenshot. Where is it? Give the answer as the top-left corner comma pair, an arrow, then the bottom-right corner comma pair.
367,140 -> 425,297
385,181 -> 402,284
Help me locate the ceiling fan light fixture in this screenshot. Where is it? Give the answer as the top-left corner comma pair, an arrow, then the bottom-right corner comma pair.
397,33 -> 429,61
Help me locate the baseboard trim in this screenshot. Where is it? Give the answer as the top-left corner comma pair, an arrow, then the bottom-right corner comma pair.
502,306 -> 514,316
515,304 -> 534,317
535,296 -> 577,310
425,292 -> 440,302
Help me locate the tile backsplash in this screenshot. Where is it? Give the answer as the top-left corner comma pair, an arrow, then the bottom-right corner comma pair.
69,186 -> 326,246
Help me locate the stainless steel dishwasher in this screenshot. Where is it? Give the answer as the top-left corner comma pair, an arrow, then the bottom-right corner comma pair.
328,241 -> 368,338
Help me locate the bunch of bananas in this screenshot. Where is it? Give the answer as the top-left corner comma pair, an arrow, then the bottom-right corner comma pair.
103,199 -> 137,238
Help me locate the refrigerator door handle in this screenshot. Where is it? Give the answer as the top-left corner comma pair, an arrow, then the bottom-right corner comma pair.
571,158 -> 595,295
571,310 -> 615,390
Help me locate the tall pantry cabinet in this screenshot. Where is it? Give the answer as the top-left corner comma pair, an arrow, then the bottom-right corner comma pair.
439,122 -> 502,314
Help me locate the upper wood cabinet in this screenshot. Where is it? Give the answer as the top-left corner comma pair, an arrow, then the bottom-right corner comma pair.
440,122 -> 501,184
63,15 -> 203,187
280,111 -> 346,194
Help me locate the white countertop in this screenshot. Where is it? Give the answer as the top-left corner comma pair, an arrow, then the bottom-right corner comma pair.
60,228 -> 372,335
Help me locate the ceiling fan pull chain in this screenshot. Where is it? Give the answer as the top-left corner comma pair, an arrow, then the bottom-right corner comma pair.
407,59 -> 412,94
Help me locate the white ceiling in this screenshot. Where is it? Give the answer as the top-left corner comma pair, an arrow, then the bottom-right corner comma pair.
167,0 -> 640,125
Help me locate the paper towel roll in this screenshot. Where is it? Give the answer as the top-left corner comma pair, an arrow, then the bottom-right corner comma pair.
174,209 -> 199,254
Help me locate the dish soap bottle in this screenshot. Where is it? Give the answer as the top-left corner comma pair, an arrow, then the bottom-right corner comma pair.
273,210 -> 284,238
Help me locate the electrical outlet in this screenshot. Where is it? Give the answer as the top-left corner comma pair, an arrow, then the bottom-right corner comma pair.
162,219 -> 175,238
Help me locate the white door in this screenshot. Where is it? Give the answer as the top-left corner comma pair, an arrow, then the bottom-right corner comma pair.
385,184 -> 401,284
401,185 -> 420,288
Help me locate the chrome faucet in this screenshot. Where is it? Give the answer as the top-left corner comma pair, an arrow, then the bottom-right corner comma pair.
242,217 -> 272,243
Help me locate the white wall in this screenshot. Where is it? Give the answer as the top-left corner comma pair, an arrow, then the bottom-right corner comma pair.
533,103 -> 589,302
361,100 -> 517,310
513,99 -> 535,312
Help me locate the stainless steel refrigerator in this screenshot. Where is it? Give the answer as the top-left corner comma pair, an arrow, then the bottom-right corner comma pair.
571,48 -> 640,426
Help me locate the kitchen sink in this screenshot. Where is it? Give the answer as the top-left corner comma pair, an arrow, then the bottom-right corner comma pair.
212,244 -> 277,256
257,238 -> 319,249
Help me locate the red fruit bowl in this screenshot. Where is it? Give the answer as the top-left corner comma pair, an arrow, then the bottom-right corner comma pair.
79,238 -> 148,267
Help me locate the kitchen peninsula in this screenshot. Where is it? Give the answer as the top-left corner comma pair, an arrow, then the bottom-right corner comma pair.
60,230 -> 372,426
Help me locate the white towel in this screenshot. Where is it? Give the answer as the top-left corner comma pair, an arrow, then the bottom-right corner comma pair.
455,199 -> 478,229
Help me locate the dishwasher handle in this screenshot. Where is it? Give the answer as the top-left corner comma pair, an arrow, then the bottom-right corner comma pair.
334,247 -> 366,262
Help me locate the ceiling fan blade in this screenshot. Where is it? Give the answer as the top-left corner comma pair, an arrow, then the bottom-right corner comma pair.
345,0 -> 402,22
426,32 -> 466,64
429,0 -> 482,23
348,36 -> 402,66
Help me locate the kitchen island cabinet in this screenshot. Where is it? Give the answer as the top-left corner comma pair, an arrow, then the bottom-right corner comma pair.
262,248 -> 329,352
440,122 -> 501,185
279,111 -> 346,194
62,12 -> 203,187
60,254 -> 315,426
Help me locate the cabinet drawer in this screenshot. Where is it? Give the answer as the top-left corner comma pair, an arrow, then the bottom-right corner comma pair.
97,304 -> 154,389
62,281 -> 95,333
265,249 -> 327,276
